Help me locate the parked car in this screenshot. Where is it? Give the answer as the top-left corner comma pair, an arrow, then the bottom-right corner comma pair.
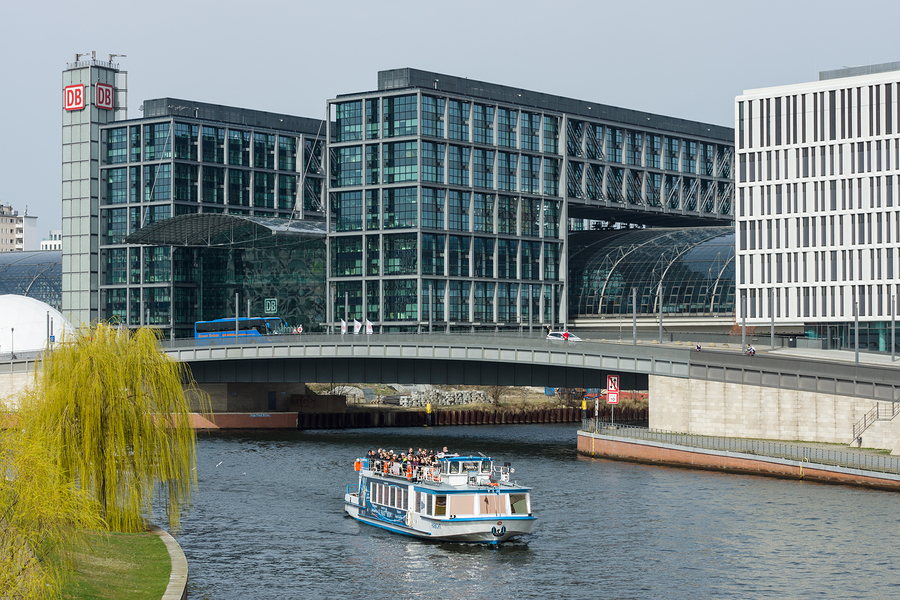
546,331 -> 582,342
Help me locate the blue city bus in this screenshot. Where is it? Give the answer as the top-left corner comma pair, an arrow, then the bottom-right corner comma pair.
194,317 -> 286,339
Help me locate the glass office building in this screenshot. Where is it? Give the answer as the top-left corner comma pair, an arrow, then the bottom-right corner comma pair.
326,68 -> 735,332
97,99 -> 326,337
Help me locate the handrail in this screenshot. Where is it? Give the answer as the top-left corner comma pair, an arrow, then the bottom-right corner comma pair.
852,401 -> 900,441
583,419 -> 900,476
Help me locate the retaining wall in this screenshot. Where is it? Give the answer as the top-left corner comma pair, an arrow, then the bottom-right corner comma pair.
650,375 -> 900,453
577,430 -> 900,491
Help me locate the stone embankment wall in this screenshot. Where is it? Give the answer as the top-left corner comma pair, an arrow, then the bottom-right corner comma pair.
577,431 -> 900,491
650,375 -> 900,454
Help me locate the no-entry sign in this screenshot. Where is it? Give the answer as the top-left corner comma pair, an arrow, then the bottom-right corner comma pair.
607,374 -> 619,404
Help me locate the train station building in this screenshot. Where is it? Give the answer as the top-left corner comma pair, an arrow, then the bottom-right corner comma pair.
62,58 -> 736,338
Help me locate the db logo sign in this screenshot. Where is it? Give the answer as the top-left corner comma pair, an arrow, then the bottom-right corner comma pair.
96,83 -> 114,110
64,85 -> 85,111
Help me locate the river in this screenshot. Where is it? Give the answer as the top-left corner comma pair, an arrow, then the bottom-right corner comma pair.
175,424 -> 900,599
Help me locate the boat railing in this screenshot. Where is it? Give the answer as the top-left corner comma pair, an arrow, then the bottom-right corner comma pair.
492,465 -> 513,482
346,483 -> 359,496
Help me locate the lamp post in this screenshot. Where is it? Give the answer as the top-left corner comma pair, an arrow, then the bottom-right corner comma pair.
11,327 -> 15,360
632,288 -> 637,346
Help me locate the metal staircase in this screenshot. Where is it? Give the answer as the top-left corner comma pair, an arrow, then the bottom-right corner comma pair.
852,401 -> 900,443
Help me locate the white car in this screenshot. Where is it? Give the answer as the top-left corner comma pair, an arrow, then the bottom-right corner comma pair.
546,331 -> 582,342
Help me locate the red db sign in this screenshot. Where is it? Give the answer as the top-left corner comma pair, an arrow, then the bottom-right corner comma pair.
64,85 -> 85,111
96,83 -> 114,110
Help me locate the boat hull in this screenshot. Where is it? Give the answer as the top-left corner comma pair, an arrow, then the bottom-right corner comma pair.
344,495 -> 534,544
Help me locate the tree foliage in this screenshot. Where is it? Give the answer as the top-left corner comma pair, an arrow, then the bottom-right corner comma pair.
0,426 -> 101,598
17,324 -> 209,533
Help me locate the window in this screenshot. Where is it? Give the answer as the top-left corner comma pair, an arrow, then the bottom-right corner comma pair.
383,234 -> 417,275
105,168 -> 127,205
448,191 -> 469,232
383,95 -> 417,137
335,101 -> 362,142
448,100 -> 469,141
383,141 -> 417,183
497,108 -> 517,148
473,104 -> 494,145
202,127 -> 225,164
174,123 -> 198,161
421,95 -> 445,138
143,123 -> 171,161
382,187 -> 417,229
105,127 -> 127,164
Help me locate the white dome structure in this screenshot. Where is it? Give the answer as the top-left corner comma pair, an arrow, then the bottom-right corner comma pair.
0,295 -> 72,357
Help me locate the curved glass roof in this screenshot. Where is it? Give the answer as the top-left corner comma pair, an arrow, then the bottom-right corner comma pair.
123,213 -> 326,247
568,227 -> 734,317
0,251 -> 62,311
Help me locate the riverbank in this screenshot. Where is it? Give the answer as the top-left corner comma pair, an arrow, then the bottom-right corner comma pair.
577,427 -> 900,491
188,406 -> 648,429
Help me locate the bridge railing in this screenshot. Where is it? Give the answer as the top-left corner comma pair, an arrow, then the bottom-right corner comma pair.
157,331 -> 678,354
582,419 -> 900,476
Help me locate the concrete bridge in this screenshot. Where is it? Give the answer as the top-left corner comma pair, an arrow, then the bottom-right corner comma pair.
3,333 -> 899,451
160,333 -> 900,452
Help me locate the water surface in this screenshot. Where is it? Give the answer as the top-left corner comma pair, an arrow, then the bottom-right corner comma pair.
176,425 -> 900,599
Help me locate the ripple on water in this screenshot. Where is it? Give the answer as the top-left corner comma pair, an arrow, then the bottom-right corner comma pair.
176,425 -> 900,600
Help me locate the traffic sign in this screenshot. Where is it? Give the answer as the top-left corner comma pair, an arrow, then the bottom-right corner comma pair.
607,375 -> 619,404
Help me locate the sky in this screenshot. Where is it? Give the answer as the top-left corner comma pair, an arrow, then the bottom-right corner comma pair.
2,0 -> 899,242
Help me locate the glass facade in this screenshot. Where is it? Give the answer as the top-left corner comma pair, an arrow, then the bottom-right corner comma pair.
98,103 -> 326,337
327,75 -> 732,331
568,227 -> 735,317
0,251 -> 63,311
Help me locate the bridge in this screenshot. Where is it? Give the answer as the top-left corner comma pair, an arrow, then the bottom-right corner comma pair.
3,333 -> 898,450
159,333 -> 900,451
160,333 -> 900,403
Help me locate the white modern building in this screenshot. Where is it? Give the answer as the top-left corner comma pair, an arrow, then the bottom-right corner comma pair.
41,230 -> 62,251
736,61 -> 900,351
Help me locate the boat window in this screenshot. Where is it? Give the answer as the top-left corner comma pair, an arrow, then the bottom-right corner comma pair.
449,462 -> 460,474
449,494 -> 475,515
510,493 -> 529,515
462,461 -> 477,471
481,461 -> 492,473
481,494 -> 502,515
434,495 -> 447,516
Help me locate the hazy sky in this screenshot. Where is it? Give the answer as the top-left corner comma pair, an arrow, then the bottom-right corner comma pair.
2,0 -> 899,241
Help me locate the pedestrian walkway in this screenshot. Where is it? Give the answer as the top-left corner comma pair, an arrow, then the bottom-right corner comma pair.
583,419 -> 896,463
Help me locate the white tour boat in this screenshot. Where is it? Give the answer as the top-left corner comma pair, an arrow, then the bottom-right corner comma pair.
344,453 -> 535,544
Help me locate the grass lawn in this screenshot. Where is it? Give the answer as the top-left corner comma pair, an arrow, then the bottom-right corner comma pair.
60,530 -> 171,600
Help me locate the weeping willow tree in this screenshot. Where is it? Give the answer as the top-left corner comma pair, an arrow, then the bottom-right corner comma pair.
17,323 -> 209,533
0,425 -> 101,598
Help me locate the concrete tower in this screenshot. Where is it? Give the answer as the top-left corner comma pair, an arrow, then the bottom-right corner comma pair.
61,52 -> 127,325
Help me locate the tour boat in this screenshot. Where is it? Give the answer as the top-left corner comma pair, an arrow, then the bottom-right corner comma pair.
344,453 -> 535,544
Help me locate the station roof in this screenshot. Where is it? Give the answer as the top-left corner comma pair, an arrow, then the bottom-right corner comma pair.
123,214 -> 326,247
